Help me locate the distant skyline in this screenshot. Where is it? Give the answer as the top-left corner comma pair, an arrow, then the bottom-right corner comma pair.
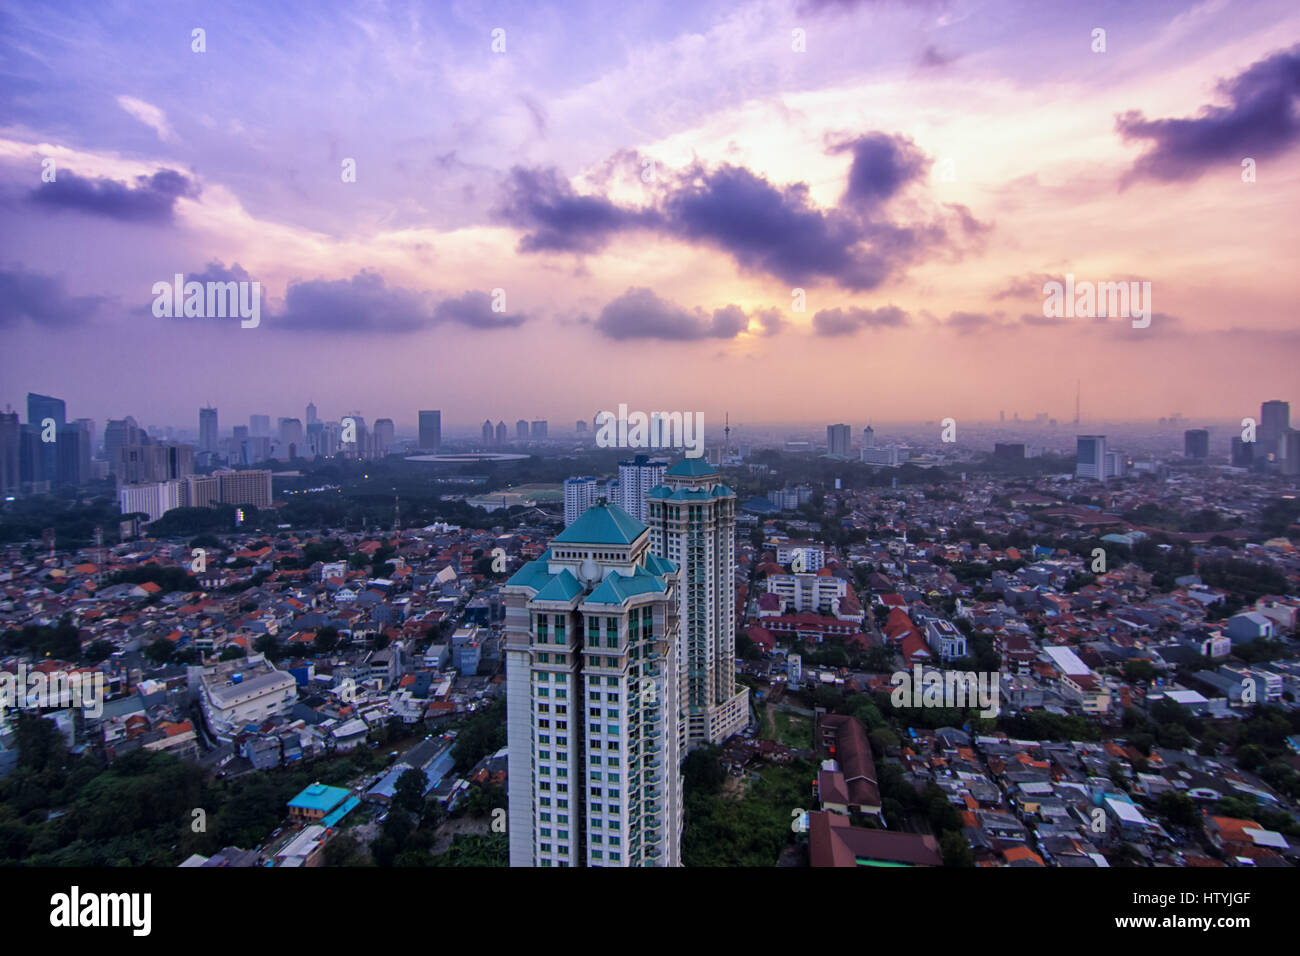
2,0 -> 1298,423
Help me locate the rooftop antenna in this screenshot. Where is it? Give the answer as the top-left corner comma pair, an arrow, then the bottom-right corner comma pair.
724,412 -> 731,460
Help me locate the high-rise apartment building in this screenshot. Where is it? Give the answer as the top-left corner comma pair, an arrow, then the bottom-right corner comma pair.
827,423 -> 851,458
645,457 -> 748,748
104,417 -> 142,468
516,419 -> 529,440
418,410 -> 441,451
496,420 -> 508,446
249,414 -> 271,438
1076,435 -> 1107,480
55,423 -> 91,486
503,501 -> 683,867
482,419 -> 494,445
278,417 -> 304,451
531,420 -> 548,439
563,476 -> 598,526
199,407 -> 219,454
862,425 -> 875,449
306,402 -> 318,426
1184,428 -> 1209,459
617,455 -> 667,524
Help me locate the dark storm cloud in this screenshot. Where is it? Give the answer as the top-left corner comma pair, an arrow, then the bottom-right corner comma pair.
28,168 -> 199,223
811,305 -> 909,336
1116,44 -> 1300,185
594,287 -> 755,341
0,265 -> 108,327
497,131 -> 979,293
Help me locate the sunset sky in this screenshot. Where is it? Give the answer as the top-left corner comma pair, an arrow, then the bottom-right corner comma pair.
1,0 -> 1297,431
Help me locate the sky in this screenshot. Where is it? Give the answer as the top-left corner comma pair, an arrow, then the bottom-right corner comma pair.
1,0 -> 1298,432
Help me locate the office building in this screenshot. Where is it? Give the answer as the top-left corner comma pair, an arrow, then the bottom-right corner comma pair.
1184,428 -> 1209,459
104,417 -> 142,467
373,418 -> 395,457
418,410 -> 441,451
646,457 -> 748,748
181,475 -> 221,508
217,469 -> 273,509
862,425 -> 875,449
1231,436 -> 1254,468
278,417 -> 303,451
496,420 -> 508,446
306,402 -> 318,426
1076,435 -> 1106,480
530,420 -> 548,439
55,423 -> 91,486
563,476 -> 598,526
0,411 -> 20,495
617,455 -> 668,524
482,419 -> 494,445
26,392 -> 65,482
516,419 -> 529,441
1284,430 -> 1300,476
503,500 -> 683,867
119,480 -> 181,523
1261,400 -> 1289,459
827,424 -> 851,458
861,446 -> 903,467
576,419 -> 588,434
199,407 -> 219,454
249,414 -> 271,438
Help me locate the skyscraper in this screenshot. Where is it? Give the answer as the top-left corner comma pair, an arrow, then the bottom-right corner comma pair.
199,407 -> 219,454
1076,435 -> 1106,480
0,411 -> 19,495
1261,400 -> 1290,460
104,417 -> 142,471
249,414 -> 271,438
496,420 -> 508,446
827,423 -> 851,458
862,425 -> 875,449
56,423 -> 91,486
646,457 -> 748,748
373,418 -> 395,456
617,455 -> 668,524
306,401 -> 318,426
530,420 -> 548,439
26,392 -> 65,482
503,500 -> 683,867
1184,428 -> 1209,459
418,410 -> 441,451
482,418 -> 494,445
516,419 -> 529,440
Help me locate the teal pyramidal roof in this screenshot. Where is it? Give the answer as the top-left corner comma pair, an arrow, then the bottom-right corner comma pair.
665,456 -> 717,478
552,499 -> 645,545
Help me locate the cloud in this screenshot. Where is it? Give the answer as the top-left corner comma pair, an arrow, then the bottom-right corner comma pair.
1116,44 -> 1300,185
495,166 -> 655,253
0,265 -> 109,327
274,271 -> 524,334
433,290 -> 526,329
919,45 -> 959,69
28,169 -> 199,223
593,287 -> 756,341
753,306 -> 785,336
116,95 -> 175,141
498,133 -> 985,291
944,310 -> 996,334
994,273 -> 1056,301
812,305 -> 909,336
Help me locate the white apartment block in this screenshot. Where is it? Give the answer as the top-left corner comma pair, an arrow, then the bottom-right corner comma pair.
118,480 -> 180,523
646,458 -> 748,748
775,541 -> 825,572
564,476 -> 598,527
766,572 -> 846,615
504,500 -> 683,867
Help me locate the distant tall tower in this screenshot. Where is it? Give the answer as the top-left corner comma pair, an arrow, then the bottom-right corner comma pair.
306,401 -> 318,426
863,425 -> 875,449
724,413 -> 731,460
495,420 -> 507,446
482,418 -> 494,445
827,423 -> 851,458
418,410 -> 442,451
199,407 -> 219,454
1261,400 -> 1290,459
646,458 -> 748,748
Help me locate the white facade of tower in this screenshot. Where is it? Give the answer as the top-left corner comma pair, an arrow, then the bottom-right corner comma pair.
617,457 -> 667,523
504,502 -> 682,867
